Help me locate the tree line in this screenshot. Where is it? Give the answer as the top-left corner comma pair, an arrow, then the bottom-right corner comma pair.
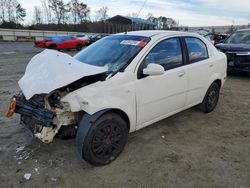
146,13 -> 180,30
0,0 -> 181,33
33,0 -> 95,25
0,0 -> 26,27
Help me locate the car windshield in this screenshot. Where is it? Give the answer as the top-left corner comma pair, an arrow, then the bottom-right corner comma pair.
44,37 -> 52,41
74,35 -> 150,72
226,30 -> 250,44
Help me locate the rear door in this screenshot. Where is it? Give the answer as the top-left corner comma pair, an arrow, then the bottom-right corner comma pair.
183,37 -> 214,106
70,37 -> 80,48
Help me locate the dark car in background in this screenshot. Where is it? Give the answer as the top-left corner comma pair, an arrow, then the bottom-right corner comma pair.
216,29 -> 250,74
88,34 -> 109,45
205,33 -> 228,45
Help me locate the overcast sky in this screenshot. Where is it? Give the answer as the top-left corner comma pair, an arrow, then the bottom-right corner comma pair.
20,0 -> 250,26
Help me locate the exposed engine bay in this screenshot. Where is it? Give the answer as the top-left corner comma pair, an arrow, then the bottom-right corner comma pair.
11,73 -> 108,143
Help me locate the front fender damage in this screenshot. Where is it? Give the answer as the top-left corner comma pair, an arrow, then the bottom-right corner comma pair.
75,110 -> 109,155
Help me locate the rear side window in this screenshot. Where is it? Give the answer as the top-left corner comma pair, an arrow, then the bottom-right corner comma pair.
62,36 -> 71,41
144,38 -> 183,71
185,37 -> 208,63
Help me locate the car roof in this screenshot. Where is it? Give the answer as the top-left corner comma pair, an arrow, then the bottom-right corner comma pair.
117,30 -> 196,38
53,35 -> 70,38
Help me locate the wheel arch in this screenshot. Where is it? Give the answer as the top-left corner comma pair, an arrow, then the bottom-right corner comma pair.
208,72 -> 223,90
79,108 -> 130,132
199,79 -> 221,113
75,108 -> 130,155
104,108 -> 130,132
213,79 -> 222,89
48,43 -> 57,48
200,77 -> 222,105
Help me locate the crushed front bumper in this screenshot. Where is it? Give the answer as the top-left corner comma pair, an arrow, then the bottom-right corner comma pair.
6,95 -> 55,127
6,95 -> 77,143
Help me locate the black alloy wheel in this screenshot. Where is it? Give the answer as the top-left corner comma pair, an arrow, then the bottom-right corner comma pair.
82,113 -> 128,165
199,82 -> 220,113
76,44 -> 82,51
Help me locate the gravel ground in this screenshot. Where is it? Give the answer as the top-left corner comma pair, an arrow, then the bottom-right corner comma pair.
0,42 -> 250,188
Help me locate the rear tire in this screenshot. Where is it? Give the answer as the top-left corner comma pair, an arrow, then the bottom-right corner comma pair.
76,44 -> 82,51
198,82 -> 220,113
50,44 -> 57,50
81,113 -> 128,166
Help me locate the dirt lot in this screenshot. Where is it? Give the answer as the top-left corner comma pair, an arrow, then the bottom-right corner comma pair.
0,42 -> 250,188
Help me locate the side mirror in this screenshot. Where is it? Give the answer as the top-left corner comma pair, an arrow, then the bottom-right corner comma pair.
143,63 -> 165,76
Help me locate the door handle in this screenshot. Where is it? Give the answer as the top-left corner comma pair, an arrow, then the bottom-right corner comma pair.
178,72 -> 185,77
209,64 -> 214,68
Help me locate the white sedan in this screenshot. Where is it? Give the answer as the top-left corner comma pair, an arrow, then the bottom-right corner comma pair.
6,30 -> 227,165
74,33 -> 90,44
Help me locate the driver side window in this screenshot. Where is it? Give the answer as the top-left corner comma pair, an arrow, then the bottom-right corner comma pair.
144,37 -> 183,71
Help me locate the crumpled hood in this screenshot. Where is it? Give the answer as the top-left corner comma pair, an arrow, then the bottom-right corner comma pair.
19,49 -> 107,100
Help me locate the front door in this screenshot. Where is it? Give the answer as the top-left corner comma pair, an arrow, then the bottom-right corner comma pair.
135,37 -> 188,128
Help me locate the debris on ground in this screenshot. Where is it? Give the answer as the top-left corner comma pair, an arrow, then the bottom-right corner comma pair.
16,146 -> 25,153
17,150 -> 31,161
50,177 -> 57,182
34,167 -> 39,174
24,173 -> 31,180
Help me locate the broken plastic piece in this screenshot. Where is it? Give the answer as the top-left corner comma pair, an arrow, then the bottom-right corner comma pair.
5,98 -> 16,118
24,173 -> 31,180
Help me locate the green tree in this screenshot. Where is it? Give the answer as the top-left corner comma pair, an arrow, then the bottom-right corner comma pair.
147,14 -> 178,30
70,0 -> 90,24
49,0 -> 69,24
78,2 -> 90,23
15,3 -> 26,23
95,6 -> 108,21
0,0 -> 8,22
41,0 -> 52,24
33,6 -> 42,24
6,0 -> 17,22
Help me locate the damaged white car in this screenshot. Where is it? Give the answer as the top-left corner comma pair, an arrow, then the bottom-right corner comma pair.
6,30 -> 227,165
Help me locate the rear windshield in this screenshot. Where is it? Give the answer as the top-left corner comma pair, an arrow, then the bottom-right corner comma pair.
74,35 -> 150,72
76,35 -> 85,37
226,31 -> 250,44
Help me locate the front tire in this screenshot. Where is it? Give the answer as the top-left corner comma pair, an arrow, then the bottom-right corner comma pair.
82,113 -> 128,166
198,82 -> 220,113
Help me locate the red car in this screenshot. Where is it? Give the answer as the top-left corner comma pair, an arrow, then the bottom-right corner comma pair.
34,36 -> 85,51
